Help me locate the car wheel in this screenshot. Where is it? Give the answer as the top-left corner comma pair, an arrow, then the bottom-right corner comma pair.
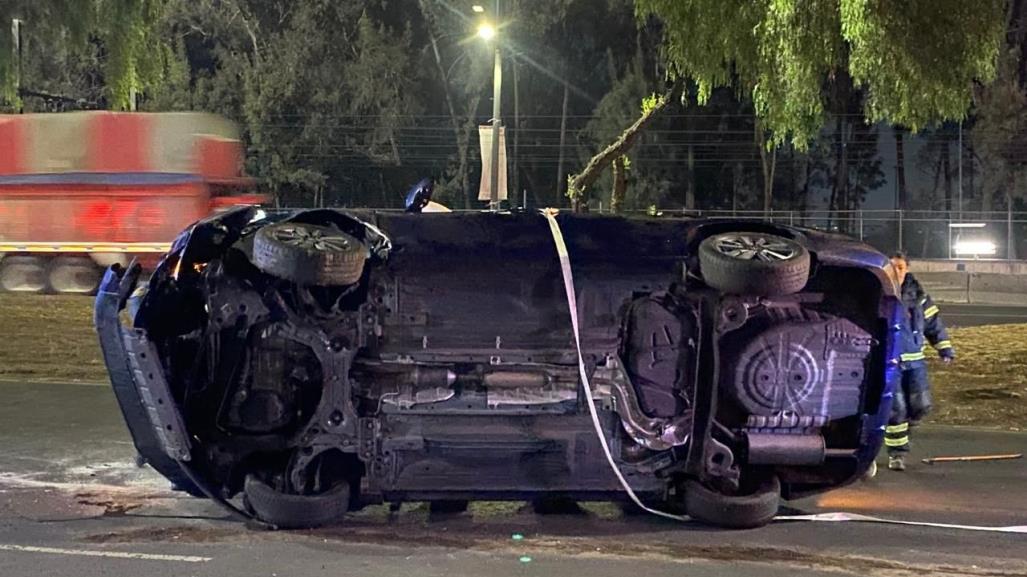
242,474 -> 351,529
252,223 -> 367,286
698,232 -> 809,296
683,475 -> 781,529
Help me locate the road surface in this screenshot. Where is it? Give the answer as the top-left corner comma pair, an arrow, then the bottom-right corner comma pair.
0,381 -> 1024,577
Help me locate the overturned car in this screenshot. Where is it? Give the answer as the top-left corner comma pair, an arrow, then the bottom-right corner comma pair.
95,204 -> 902,529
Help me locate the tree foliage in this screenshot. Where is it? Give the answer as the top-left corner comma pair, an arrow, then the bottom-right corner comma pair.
0,0 -> 166,109
635,0 -> 1006,145
3,0 -> 1017,224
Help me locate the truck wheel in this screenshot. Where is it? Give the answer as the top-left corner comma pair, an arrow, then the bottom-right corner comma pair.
252,223 -> 367,286
243,474 -> 351,529
0,256 -> 47,293
683,475 -> 780,529
698,232 -> 809,296
47,257 -> 101,294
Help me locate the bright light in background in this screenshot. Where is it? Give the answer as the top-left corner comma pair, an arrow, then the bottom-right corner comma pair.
477,22 -> 496,40
472,4 -> 485,12
953,239 -> 997,256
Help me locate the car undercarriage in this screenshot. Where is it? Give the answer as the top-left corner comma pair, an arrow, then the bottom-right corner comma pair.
96,206 -> 902,529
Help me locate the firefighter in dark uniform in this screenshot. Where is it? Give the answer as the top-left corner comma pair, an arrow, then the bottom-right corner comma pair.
885,251 -> 954,471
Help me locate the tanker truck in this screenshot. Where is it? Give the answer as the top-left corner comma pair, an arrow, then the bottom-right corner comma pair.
0,111 -> 264,293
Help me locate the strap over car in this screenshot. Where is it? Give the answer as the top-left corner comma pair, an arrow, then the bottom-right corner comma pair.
541,208 -> 689,522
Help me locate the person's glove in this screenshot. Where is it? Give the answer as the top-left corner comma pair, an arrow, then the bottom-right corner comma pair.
939,348 -> 955,364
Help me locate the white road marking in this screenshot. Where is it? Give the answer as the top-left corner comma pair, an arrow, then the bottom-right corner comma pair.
0,543 -> 210,563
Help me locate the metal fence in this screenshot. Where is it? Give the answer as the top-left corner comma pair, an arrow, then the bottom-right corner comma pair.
615,209 -> 1027,261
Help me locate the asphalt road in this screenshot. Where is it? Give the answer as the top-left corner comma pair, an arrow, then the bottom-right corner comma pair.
0,381 -> 1025,577
936,303 -> 1027,327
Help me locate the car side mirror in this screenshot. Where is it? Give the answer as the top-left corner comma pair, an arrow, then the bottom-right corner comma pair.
405,178 -> 434,213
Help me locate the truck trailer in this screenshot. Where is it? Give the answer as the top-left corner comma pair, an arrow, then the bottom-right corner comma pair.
0,111 -> 263,293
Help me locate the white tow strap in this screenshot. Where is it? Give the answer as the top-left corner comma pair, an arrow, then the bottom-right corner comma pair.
543,209 -> 689,522
775,512 -> 1027,534
542,209 -> 1027,534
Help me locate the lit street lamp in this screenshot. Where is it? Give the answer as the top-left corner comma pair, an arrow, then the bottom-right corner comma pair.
478,2 -> 502,211
476,22 -> 496,40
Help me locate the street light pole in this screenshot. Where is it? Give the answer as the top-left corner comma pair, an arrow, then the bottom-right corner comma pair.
488,0 -> 502,212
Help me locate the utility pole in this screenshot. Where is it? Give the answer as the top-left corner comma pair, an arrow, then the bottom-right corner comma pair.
488,0 -> 502,212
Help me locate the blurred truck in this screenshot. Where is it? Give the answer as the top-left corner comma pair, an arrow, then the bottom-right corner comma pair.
0,111 -> 264,293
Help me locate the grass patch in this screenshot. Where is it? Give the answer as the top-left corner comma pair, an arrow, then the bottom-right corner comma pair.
0,293 -> 107,383
927,324 -> 1027,430
0,294 -> 1023,428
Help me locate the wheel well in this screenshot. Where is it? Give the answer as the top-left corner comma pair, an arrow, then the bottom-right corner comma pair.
686,222 -> 804,254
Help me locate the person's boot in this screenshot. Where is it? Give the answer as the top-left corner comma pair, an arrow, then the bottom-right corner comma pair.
888,455 -> 906,471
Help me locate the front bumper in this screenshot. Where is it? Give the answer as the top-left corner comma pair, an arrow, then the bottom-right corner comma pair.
94,264 -> 201,496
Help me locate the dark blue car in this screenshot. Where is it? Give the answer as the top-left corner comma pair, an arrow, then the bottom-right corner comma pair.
95,206 -> 901,529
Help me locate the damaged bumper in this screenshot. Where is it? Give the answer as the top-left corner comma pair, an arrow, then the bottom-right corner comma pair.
94,263 -> 200,495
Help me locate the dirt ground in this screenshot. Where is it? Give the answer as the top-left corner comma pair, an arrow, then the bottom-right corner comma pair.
1,294 -> 1024,429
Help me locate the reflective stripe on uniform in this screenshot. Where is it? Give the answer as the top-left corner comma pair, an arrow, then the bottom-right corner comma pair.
924,305 -> 940,318
885,436 -> 910,447
885,423 -> 909,434
900,352 -> 926,362
936,340 -> 953,350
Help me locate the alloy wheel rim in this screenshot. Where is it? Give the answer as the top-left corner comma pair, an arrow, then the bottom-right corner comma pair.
714,234 -> 796,262
273,226 -> 352,252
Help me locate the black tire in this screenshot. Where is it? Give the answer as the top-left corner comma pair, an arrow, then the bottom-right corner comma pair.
0,256 -> 47,293
47,256 -> 102,294
242,474 -> 351,529
698,232 -> 809,296
253,223 -> 367,286
684,475 -> 781,529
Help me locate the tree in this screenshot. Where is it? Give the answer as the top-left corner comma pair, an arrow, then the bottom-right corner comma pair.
567,81 -> 680,211
972,0 -> 1027,214
0,0 -> 167,109
634,0 -> 1006,146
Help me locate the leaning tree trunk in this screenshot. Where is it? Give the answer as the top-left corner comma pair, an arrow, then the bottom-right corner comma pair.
610,155 -> 627,213
567,80 -> 682,212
